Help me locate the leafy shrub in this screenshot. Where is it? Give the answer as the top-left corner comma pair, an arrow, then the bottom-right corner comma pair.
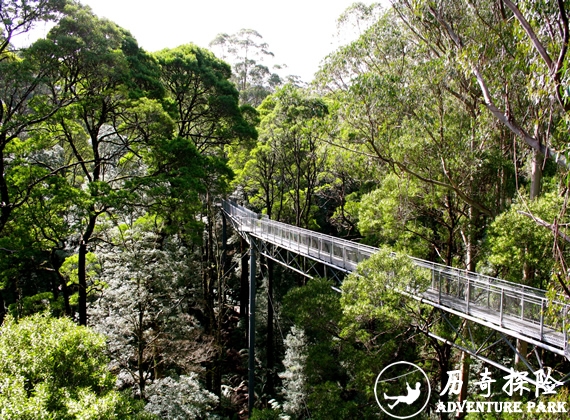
0,312 -> 148,419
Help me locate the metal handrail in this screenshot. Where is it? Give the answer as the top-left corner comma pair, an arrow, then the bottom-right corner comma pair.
222,200 -> 570,345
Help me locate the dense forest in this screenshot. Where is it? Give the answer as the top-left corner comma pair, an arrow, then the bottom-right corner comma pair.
2,0 -> 570,418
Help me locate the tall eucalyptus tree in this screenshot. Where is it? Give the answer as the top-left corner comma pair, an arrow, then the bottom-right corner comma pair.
40,3 -> 169,325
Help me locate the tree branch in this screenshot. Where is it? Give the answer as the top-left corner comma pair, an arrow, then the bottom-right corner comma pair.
518,210 -> 570,243
555,0 -> 570,76
471,65 -> 567,168
503,0 -> 554,69
504,0 -> 570,112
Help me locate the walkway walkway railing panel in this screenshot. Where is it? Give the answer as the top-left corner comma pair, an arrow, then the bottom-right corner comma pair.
429,269 -> 559,333
222,200 -> 569,353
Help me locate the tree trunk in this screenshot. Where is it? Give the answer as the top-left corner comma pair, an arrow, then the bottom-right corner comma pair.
457,204 -> 477,417
0,292 -> 5,325
515,338 -> 528,372
78,242 -> 88,326
266,258 -> 275,395
214,211 -> 226,398
0,144 -> 12,234
138,302 -> 145,398
78,213 -> 97,326
516,150 -> 541,365
437,342 -> 452,420
530,147 -> 543,201
51,250 -> 71,316
203,197 -> 217,392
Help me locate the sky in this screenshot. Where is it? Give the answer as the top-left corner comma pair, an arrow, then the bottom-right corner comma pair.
21,0 -> 382,83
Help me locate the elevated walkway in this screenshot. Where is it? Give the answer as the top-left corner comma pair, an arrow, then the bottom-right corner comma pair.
222,200 -> 570,361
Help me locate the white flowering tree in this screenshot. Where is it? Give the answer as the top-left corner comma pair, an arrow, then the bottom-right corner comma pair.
89,223 -> 216,399
144,374 -> 218,419
279,326 -> 308,417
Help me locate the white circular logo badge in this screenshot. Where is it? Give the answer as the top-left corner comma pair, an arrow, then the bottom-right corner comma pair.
374,361 -> 431,419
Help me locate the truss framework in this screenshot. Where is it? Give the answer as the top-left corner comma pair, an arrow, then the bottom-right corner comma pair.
252,238 -> 348,285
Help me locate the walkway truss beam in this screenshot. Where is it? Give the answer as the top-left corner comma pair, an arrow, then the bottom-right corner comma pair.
222,200 -> 570,376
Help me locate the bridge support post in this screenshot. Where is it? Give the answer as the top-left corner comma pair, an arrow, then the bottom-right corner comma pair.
240,238 -> 249,322
248,236 -> 257,414
266,257 -> 275,395
514,339 -> 528,371
221,212 -> 227,265
457,351 -> 470,418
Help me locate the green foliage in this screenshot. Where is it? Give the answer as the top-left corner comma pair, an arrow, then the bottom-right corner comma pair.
4,1 -> 570,418
249,407 -> 283,420
154,43 -> 257,151
280,269 -> 431,419
283,277 -> 342,340
340,246 -> 431,342
281,278 -> 377,418
0,312 -> 147,419
306,382 -> 359,420
355,173 -> 434,256
7,292 -> 65,318
481,192 -> 565,288
282,277 -> 374,417
60,252 -> 100,287
45,2 -> 128,90
316,3 -> 523,267
0,0 -> 69,58
119,29 -> 165,100
232,85 -> 328,227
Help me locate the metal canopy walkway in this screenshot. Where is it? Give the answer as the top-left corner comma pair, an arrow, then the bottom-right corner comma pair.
222,200 -> 570,366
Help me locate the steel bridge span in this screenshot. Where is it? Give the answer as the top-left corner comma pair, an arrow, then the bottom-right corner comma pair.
221,199 -> 570,408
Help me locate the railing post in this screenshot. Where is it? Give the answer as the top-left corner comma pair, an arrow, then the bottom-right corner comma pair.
540,300 -> 545,340
466,277 -> 470,313
562,305 -> 570,359
500,289 -> 504,327
438,270 -> 442,305
457,273 -> 461,298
